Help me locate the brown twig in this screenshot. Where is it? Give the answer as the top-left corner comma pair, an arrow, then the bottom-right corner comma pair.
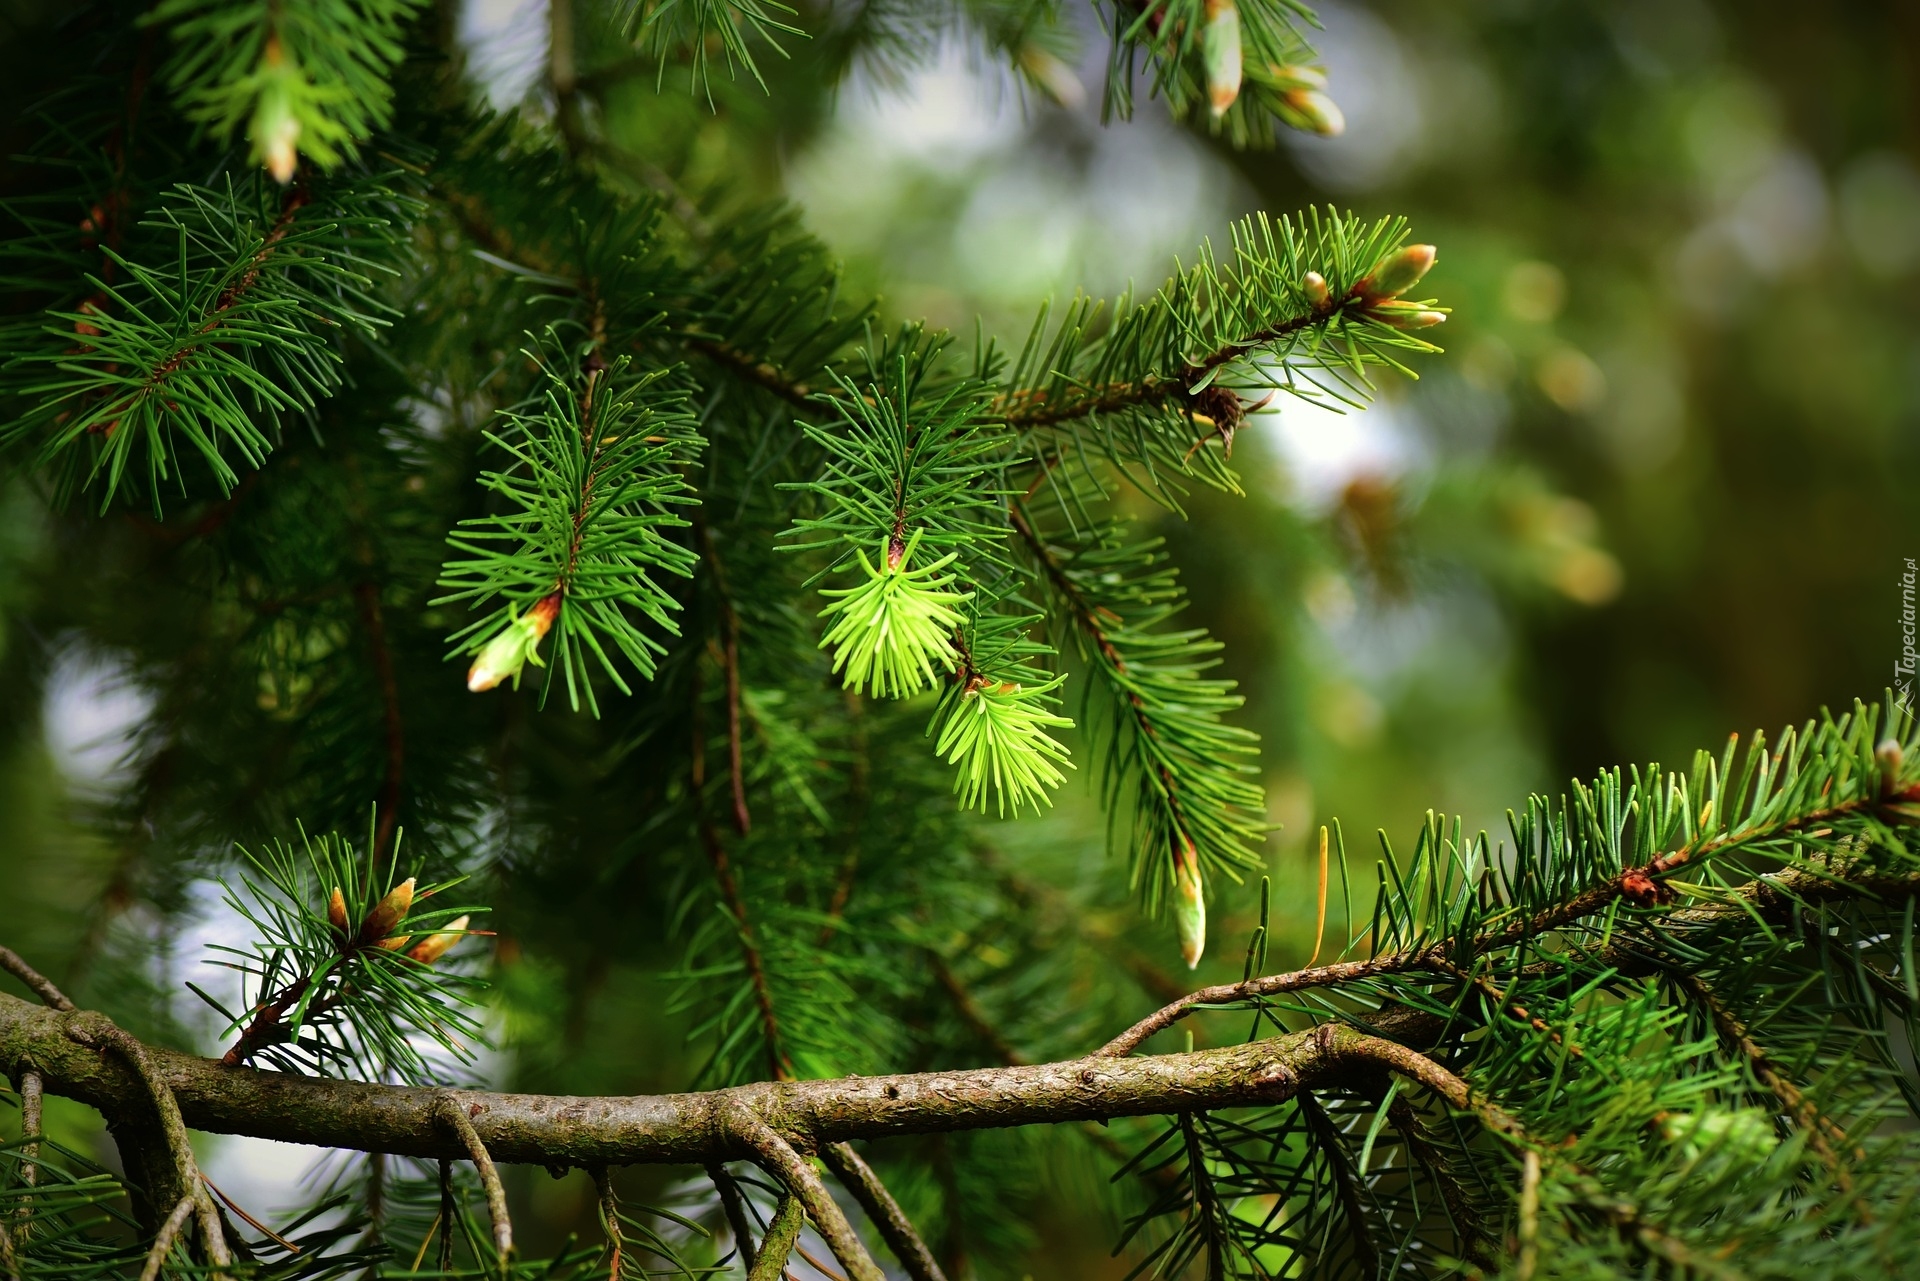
706,1164 -> 759,1272
987,304 -> 1336,432
725,1103 -> 882,1281
19,1069 -> 42,1197
1427,958 -> 1582,1057
438,1159 -> 456,1272
136,1196 -> 198,1281
437,1095 -> 512,1264
1099,794 -> 1910,1057
744,1194 -> 804,1281
590,1166 -> 622,1281
0,949 -> 74,1012
821,1143 -> 951,1281
201,1174 -> 301,1253
1675,972 -> 1858,1179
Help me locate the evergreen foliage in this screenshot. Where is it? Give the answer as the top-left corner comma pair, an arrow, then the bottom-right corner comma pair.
0,3 -> 1909,1281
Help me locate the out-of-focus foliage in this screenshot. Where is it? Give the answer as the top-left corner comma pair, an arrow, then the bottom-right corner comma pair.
0,0 -> 1914,1277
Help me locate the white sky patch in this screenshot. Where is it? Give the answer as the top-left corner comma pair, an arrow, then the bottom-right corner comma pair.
1255,393 -> 1427,513
44,643 -> 151,788
837,45 -> 1027,162
461,0 -> 551,109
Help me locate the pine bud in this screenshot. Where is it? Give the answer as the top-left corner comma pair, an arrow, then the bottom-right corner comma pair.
1878,738 -> 1905,795
1265,63 -> 1328,93
252,38 -> 301,184
1173,836 -> 1206,969
1018,46 -> 1085,110
467,593 -> 562,692
1279,88 -> 1344,136
406,915 -> 470,966
1362,299 -> 1447,330
359,877 -> 415,944
1303,271 -> 1330,307
373,934 -> 413,951
327,886 -> 349,938
1354,245 -> 1438,302
1203,0 -> 1242,118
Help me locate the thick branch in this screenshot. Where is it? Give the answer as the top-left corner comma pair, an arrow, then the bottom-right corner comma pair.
5,991 -> 1352,1167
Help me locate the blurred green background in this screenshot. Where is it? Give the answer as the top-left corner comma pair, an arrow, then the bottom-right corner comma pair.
2,0 -> 1918,1276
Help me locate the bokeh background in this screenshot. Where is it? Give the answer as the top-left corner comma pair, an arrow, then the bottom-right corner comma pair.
2,0 -> 1918,1275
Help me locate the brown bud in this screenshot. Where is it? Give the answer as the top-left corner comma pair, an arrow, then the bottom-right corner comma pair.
406,915 -> 471,966
374,935 -> 413,951
327,886 -> 349,937
358,877 -> 415,944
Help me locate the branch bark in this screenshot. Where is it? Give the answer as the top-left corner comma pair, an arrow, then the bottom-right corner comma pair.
822,1142 -> 949,1281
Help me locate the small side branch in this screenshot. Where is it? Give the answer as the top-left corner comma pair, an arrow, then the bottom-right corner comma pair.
437,1096 -> 513,1264
725,1103 -> 883,1281
136,1195 -> 198,1281
706,1164 -> 758,1273
745,1194 -> 804,1281
65,1015 -> 229,1270
822,1143 -> 949,1281
1675,972 -> 1857,1177
590,1167 -> 622,1281
0,949 -> 73,1012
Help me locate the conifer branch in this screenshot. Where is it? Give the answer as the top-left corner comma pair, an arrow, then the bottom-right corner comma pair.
821,1143 -> 951,1281
1674,972 -> 1857,1175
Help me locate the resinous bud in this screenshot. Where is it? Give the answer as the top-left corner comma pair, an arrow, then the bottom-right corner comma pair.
252,38 -> 301,184
1281,88 -> 1345,136
467,593 -> 562,692
407,915 -> 471,966
1266,63 -> 1328,92
327,886 -> 349,937
1878,738 -> 1905,794
1173,837 -> 1207,969
1203,0 -> 1243,118
359,877 -> 415,944
1363,299 -> 1448,330
1303,271 -> 1330,307
1355,244 -> 1437,301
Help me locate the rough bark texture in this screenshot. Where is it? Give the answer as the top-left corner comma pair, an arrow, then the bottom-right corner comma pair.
1,992 -> 1373,1168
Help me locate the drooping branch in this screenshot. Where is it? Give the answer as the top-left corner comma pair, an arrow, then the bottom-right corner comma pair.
135,1196 -> 197,1281
724,1102 -> 883,1281
63,1013 -> 230,1270
706,1164 -> 758,1272
822,1142 -> 950,1281
437,1094 -> 512,1263
744,1194 -> 803,1281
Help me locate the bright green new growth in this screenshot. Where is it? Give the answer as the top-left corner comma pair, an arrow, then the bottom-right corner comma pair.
151,0 -> 429,176
934,675 -> 1075,815
817,532 -> 973,698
